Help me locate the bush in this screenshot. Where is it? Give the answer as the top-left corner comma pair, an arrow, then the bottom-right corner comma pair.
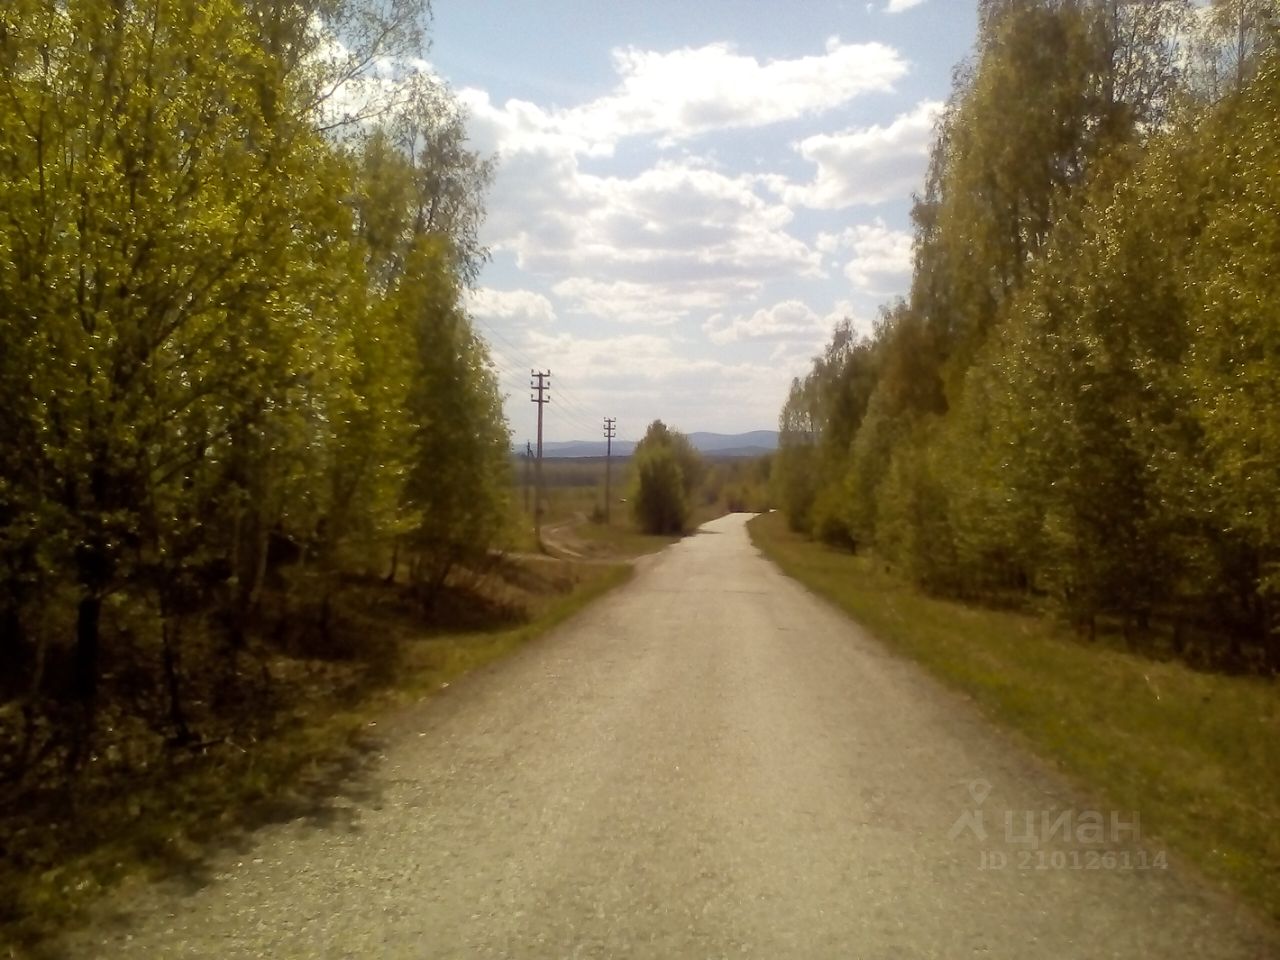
631,444 -> 688,534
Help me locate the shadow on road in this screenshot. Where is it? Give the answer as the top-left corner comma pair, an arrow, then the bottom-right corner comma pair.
29,732 -> 390,960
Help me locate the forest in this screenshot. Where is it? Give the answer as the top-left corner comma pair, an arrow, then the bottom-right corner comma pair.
0,0 -> 514,785
772,0 -> 1280,669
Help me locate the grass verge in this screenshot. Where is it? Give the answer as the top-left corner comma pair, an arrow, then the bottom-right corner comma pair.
573,521 -> 681,558
1,559 -> 631,957
748,510 -> 1280,926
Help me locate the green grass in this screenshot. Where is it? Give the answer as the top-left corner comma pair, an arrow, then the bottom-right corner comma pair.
507,470 -> 695,560
748,510 -> 1280,926
390,561 -> 632,696
1,560 -> 632,956
504,484 -> 617,554
574,521 -> 680,557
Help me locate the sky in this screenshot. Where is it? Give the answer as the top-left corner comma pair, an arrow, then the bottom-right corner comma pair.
426,0 -> 980,443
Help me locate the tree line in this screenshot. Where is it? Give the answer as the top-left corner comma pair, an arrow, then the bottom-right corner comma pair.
0,0 -> 512,775
773,0 -> 1280,669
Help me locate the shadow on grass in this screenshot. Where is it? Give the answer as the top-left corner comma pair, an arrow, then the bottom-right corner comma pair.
10,725 -> 390,960
4,554 -> 630,958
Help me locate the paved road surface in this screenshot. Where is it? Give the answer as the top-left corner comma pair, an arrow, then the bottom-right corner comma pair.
60,515 -> 1277,959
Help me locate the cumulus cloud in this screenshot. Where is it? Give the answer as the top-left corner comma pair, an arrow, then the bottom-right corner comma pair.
703,300 -> 829,346
459,84 -> 831,342
523,330 -> 710,379
885,0 -> 929,12
551,276 -> 755,327
460,39 -> 907,157
437,34 -> 940,436
779,100 -> 944,208
466,287 -> 557,326
450,37 -> 921,357
818,220 -> 915,292
563,162 -> 820,278
479,154 -> 822,326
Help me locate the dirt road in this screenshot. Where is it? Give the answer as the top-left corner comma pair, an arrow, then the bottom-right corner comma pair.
59,514 -> 1276,958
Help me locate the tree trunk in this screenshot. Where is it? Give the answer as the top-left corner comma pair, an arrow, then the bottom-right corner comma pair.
161,617 -> 191,745
385,539 -> 400,584
0,606 -> 28,700
73,595 -> 101,708
67,594 -> 102,773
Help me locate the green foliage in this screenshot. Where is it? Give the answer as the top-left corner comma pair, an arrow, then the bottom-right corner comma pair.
1186,0 -> 1280,100
774,3 -> 1280,666
631,445 -> 689,536
630,421 -> 703,535
1184,56 -> 1280,611
772,379 -> 822,533
399,238 -> 512,585
809,481 -> 854,549
772,318 -> 882,539
0,0 -> 511,773
634,419 -> 706,499
702,456 -> 773,515
874,421 -> 958,592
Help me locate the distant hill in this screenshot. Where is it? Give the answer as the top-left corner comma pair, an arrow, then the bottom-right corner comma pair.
699,445 -> 775,459
685,431 -> 779,454
538,439 -> 637,458
522,430 -> 778,459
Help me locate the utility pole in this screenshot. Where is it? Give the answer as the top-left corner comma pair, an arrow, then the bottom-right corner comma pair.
530,370 -> 550,543
603,417 -> 617,524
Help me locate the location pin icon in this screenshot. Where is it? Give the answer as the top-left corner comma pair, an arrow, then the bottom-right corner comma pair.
968,779 -> 993,806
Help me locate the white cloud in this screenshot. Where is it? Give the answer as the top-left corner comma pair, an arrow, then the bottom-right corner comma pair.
512,328 -> 806,436
886,0 -> 929,12
779,100 -> 944,208
437,35 -> 942,437
551,277 -> 753,327
824,299 -> 878,339
844,226 -> 912,290
460,39 -> 908,157
453,38 -> 904,352
466,287 -> 557,326
817,220 -> 914,292
703,300 -> 828,346
479,155 -> 822,325
563,161 -> 819,278
484,308 -> 852,437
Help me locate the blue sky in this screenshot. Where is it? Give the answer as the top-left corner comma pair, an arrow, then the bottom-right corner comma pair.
426,0 -> 980,442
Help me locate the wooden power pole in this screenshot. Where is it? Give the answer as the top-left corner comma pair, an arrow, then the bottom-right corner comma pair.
603,417 -> 617,524
530,370 -> 550,542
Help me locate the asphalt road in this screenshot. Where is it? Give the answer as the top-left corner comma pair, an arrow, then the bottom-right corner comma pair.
60,514 -> 1277,959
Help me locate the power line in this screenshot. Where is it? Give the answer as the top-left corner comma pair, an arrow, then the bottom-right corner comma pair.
548,403 -> 601,439
550,385 -> 598,426
473,319 -> 599,412
473,318 -> 604,437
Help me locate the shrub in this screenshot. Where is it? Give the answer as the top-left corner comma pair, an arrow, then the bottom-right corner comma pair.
631,444 -> 688,534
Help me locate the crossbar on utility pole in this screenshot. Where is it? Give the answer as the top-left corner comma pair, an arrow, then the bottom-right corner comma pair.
531,371 -> 550,544
603,417 -> 617,524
